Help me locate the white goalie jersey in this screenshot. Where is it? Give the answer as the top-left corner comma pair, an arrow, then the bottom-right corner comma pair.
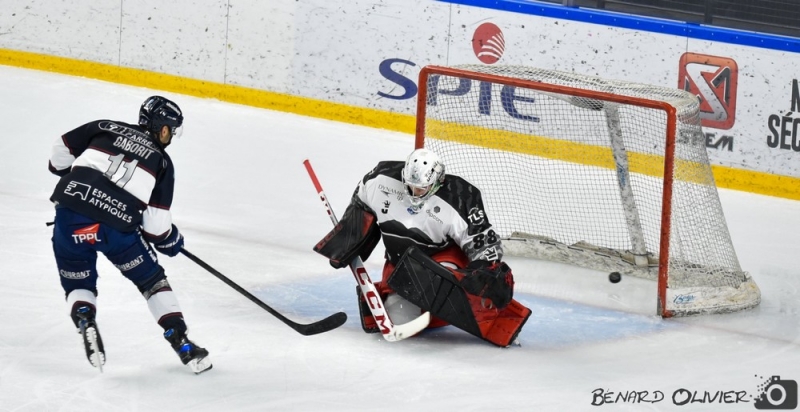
353,160 -> 503,265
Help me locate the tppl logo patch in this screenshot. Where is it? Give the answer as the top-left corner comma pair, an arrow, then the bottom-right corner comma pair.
72,223 -> 101,244
678,53 -> 738,130
472,23 -> 505,64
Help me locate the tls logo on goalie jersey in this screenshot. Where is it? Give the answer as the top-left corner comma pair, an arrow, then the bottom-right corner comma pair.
467,207 -> 486,225
72,223 -> 102,244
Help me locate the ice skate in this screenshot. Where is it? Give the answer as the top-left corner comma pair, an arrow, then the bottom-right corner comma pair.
74,306 -> 105,372
163,328 -> 212,374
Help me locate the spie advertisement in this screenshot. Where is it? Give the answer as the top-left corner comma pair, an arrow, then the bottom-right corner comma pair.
371,9 -> 800,180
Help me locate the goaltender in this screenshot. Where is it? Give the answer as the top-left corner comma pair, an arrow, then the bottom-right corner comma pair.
314,148 -> 531,346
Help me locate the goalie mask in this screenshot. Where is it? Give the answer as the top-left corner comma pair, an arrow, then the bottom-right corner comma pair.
402,148 -> 445,208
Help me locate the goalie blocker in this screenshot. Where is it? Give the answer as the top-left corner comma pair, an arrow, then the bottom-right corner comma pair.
314,198 -> 381,269
388,246 -> 531,347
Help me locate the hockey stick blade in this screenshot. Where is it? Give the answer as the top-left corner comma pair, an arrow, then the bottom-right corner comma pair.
381,309 -> 431,342
304,159 -> 430,342
349,255 -> 431,342
180,248 -> 347,336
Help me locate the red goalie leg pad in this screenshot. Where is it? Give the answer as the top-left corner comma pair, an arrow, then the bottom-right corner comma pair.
481,299 -> 531,347
452,273 -> 531,347
378,246 -> 470,329
387,246 -> 532,347
375,263 -> 449,329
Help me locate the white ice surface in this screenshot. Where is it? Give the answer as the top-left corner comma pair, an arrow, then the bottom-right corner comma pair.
1,65 -> 799,411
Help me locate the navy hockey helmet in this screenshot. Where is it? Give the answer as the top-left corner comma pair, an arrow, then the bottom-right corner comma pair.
138,96 -> 184,141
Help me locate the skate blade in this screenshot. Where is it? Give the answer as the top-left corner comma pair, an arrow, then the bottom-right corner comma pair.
82,325 -> 106,372
188,356 -> 213,374
89,348 -> 106,372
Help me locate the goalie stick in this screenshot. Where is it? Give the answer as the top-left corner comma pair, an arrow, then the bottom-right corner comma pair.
303,159 -> 431,342
180,248 -> 347,336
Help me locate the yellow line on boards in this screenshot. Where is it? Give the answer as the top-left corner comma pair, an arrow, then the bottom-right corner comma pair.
1,48 -> 797,200
0,48 -> 415,135
426,120 -> 800,200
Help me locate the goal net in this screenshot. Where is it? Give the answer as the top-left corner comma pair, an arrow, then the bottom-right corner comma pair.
415,64 -> 760,317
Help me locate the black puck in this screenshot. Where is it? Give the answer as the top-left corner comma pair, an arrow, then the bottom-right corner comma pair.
609,272 -> 621,283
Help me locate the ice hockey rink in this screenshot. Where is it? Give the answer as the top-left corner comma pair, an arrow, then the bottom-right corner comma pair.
1,64 -> 799,411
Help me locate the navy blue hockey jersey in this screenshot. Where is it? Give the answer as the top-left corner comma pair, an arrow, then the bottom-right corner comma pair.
48,120 -> 176,241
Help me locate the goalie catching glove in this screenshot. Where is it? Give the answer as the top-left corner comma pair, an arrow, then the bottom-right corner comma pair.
458,260 -> 514,309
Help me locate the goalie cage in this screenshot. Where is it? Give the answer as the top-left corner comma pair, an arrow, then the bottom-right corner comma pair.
414,64 -> 760,318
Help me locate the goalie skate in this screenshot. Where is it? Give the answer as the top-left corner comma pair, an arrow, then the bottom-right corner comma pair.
75,306 -> 105,372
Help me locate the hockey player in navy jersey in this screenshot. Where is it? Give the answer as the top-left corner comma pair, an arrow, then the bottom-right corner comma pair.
314,148 -> 531,347
48,96 -> 211,374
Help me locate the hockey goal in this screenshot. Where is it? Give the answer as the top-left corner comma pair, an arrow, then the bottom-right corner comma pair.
415,64 -> 760,317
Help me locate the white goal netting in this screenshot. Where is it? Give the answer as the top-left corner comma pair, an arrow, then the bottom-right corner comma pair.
417,64 -> 760,317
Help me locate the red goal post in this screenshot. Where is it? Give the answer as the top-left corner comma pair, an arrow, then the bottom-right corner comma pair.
414,64 -> 760,317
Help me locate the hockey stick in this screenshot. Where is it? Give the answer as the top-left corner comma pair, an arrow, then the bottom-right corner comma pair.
303,159 -> 430,342
179,248 -> 347,336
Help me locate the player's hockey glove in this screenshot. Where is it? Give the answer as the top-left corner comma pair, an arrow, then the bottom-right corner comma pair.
154,224 -> 184,257
458,260 -> 514,309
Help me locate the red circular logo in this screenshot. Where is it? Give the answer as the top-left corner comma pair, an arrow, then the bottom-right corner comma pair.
472,23 -> 505,64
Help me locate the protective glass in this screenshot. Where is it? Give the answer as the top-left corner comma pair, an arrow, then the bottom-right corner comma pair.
171,125 -> 184,140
